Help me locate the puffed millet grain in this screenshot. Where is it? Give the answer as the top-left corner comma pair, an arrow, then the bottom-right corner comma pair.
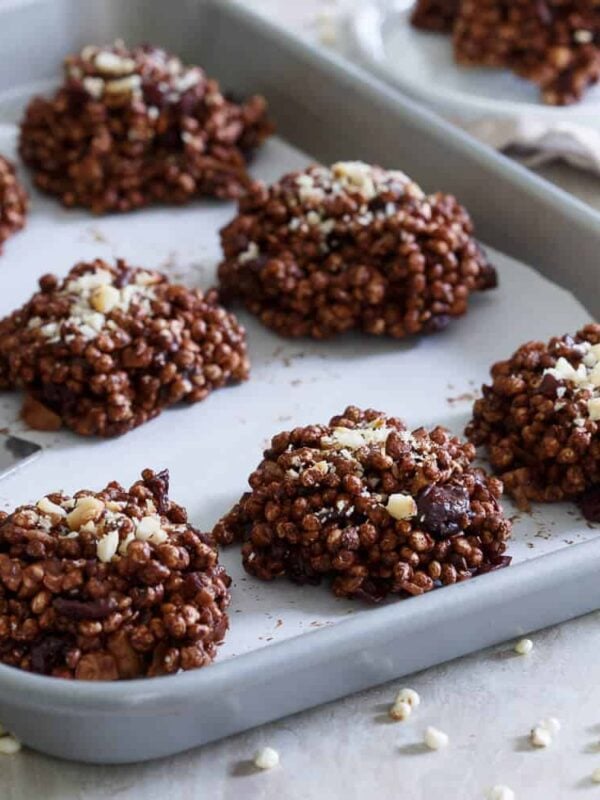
592,767 -> 600,783
538,717 -> 561,735
424,726 -> 449,750
395,688 -> 421,709
486,786 -> 515,800
254,747 -> 280,770
514,638 -> 533,656
389,700 -> 412,721
530,726 -> 552,748
0,736 -> 21,755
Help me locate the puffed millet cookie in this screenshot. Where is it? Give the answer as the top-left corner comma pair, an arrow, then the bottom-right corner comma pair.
411,0 -> 459,32
0,258 -> 249,437
466,324 -> 600,515
213,406 -> 512,602
0,156 -> 27,253
0,469 -> 231,679
19,43 -> 273,213
218,161 -> 497,340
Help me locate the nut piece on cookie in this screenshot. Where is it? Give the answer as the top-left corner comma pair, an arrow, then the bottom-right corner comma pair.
466,323 -> 600,516
0,468 -> 231,679
0,258 -> 250,437
218,161 -> 496,340
19,42 -> 273,213
213,406 -> 512,601
0,155 -> 27,253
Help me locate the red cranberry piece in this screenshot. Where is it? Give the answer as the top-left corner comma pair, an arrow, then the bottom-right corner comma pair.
416,485 -> 471,538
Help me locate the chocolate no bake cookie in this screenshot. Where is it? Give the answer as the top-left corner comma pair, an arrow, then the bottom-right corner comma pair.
214,406 -> 512,602
411,0 -> 458,32
0,258 -> 249,437
0,156 -> 27,252
412,0 -> 600,105
218,161 -> 496,339
0,469 -> 231,679
19,42 -> 273,212
467,324 -> 600,514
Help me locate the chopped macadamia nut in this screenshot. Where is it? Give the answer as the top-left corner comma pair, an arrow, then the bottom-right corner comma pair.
67,496 -> 105,531
254,746 -> 280,770
530,726 -> 552,748
386,493 -> 417,521
96,528 -> 119,563
37,497 -> 66,518
0,736 -> 21,755
424,726 -> 449,750
514,638 -> 533,656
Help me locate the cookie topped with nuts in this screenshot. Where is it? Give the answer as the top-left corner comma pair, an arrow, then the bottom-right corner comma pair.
19,42 -> 273,212
0,258 -> 250,437
0,155 -> 27,253
467,323 -> 600,514
213,406 -> 512,602
218,161 -> 497,339
0,469 -> 231,679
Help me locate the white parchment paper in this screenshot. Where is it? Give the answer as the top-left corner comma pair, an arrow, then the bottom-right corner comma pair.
0,122 -> 596,661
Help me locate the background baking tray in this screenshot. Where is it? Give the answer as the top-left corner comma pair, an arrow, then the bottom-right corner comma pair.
0,0 -> 598,765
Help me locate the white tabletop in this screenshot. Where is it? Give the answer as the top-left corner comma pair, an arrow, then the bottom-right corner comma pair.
3,2 -> 600,798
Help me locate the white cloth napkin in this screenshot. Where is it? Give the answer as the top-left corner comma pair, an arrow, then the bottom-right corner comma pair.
461,117 -> 600,174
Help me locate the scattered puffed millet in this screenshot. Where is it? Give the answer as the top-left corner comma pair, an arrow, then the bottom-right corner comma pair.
591,767 -> 600,784
389,700 -> 412,721
467,325 -> 600,514
0,258 -> 249,437
218,161 -> 497,340
424,726 -> 449,750
514,638 -> 533,656
0,156 -> 27,253
486,786 -> 515,800
254,747 -> 280,770
19,42 -> 273,213
213,406 -> 513,602
395,687 -> 421,709
0,736 -> 21,755
530,726 -> 552,748
538,717 -> 561,735
0,468 -> 231,679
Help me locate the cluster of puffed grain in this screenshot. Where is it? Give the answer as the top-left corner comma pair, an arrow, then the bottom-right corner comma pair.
0,156 -> 27,253
0,469 -> 230,679
467,324 -> 600,514
218,161 -> 496,340
19,42 -> 273,212
412,0 -> 600,105
0,258 -> 249,436
214,406 -> 512,601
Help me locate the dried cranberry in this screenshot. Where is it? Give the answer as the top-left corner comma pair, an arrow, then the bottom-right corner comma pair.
416,485 -> 471,538
53,596 -> 117,620
479,263 -> 498,290
143,468 -> 170,514
30,635 -> 70,674
537,373 -> 561,399
424,314 -> 451,334
579,486 -> 600,523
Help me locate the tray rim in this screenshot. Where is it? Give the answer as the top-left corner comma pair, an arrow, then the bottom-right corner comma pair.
0,0 -> 598,763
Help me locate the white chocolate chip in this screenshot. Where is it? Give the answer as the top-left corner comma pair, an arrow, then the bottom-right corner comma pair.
253,746 -> 279,770
514,638 -> 533,655
486,787 -> 515,800
424,726 -> 448,750
530,726 -> 552,748
66,496 -> 105,531
389,700 -> 412,721
96,528 -> 119,563
0,735 -> 21,755
386,493 -> 417,521
395,687 -> 420,709
90,284 -> 120,314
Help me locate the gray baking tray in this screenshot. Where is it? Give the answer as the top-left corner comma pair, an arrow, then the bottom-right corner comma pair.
0,0 -> 599,765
